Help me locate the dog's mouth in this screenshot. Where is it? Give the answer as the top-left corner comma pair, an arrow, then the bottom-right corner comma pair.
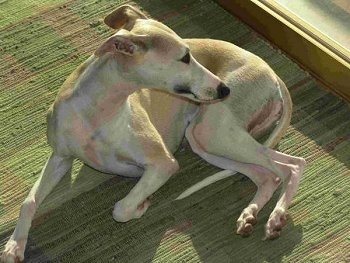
173,85 -> 218,103
173,85 -> 197,97
173,85 -> 207,102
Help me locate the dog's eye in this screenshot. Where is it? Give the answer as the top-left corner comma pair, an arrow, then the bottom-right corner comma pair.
179,52 -> 190,64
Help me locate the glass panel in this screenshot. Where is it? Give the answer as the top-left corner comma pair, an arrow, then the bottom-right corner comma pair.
273,0 -> 350,51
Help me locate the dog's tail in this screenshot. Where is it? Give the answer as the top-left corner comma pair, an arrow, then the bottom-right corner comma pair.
175,76 -> 292,200
175,170 -> 237,200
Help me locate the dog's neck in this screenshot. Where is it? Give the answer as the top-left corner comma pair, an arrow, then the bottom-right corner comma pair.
71,55 -> 139,113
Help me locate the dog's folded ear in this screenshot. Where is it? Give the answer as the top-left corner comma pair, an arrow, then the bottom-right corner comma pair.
114,34 -> 146,56
95,31 -> 149,57
104,5 -> 148,30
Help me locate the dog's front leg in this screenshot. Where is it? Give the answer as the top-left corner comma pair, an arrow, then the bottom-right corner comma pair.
113,159 -> 179,222
1,153 -> 72,263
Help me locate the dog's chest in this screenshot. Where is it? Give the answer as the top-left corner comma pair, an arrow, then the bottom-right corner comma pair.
51,99 -> 146,175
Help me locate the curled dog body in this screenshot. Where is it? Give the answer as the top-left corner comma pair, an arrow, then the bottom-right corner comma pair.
2,5 -> 305,262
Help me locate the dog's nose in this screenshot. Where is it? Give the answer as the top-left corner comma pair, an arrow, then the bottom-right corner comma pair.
217,83 -> 230,99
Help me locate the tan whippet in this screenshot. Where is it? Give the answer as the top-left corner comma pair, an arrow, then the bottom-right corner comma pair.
2,5 -> 305,262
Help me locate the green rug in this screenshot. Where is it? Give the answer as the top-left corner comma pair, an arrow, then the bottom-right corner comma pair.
1,0 -> 349,262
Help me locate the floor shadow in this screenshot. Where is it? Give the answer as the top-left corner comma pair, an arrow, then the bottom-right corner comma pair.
21,147 -> 302,263
149,149 -> 303,263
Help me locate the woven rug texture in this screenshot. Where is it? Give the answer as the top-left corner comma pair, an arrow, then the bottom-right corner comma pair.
0,0 -> 350,262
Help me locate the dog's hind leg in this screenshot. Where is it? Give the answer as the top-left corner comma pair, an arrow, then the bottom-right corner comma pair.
1,153 -> 73,263
263,149 -> 305,239
186,131 -> 280,237
112,157 -> 179,223
186,120 -> 305,239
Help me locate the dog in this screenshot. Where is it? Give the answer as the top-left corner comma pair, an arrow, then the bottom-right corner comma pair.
2,5 -> 305,262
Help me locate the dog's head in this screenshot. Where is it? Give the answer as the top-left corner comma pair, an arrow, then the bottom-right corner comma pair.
95,5 -> 230,102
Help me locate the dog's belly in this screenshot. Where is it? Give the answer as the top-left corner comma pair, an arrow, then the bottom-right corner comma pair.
85,156 -> 144,177
82,152 -> 145,178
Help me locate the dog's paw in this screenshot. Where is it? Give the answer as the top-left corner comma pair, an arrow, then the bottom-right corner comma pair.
264,208 -> 286,240
236,205 -> 257,237
113,197 -> 151,222
1,238 -> 26,263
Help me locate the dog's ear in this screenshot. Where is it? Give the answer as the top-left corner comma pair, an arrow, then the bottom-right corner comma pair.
104,5 -> 148,30
113,33 -> 148,56
95,31 -> 149,57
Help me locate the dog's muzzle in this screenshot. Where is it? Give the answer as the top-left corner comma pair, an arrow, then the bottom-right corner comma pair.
174,83 -> 230,101
217,83 -> 230,99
